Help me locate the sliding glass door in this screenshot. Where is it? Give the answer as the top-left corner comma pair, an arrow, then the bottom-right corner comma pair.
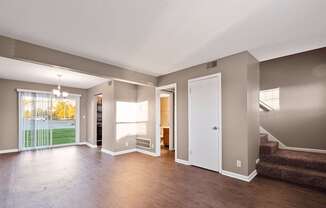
18,91 -> 80,150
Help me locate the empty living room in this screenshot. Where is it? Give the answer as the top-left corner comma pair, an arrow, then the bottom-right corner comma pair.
1,1 -> 326,208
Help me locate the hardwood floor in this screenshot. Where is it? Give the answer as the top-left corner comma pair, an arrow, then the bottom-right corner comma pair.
0,146 -> 325,208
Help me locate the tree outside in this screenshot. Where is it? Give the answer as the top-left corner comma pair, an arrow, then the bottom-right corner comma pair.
52,100 -> 76,120
23,99 -> 76,120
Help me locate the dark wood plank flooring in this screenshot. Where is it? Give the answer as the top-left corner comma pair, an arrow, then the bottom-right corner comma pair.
0,146 -> 325,208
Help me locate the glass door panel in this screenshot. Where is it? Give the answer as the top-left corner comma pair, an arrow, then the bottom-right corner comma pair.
51,97 -> 76,145
22,93 -> 51,149
20,92 -> 78,150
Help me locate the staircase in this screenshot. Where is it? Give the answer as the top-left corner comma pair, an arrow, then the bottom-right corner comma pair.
257,133 -> 326,189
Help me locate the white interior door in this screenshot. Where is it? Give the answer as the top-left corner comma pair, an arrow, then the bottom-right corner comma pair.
189,75 -> 221,172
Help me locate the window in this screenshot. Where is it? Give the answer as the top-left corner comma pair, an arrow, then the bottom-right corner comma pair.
116,101 -> 148,140
260,88 -> 280,111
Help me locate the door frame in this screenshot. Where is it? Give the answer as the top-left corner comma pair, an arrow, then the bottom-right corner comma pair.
94,94 -> 103,147
188,73 -> 222,172
155,83 -> 177,159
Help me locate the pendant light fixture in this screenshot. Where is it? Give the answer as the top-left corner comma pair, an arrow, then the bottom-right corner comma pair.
52,74 -> 69,98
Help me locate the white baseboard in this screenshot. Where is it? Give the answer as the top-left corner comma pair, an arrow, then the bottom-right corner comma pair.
101,148 -> 137,156
84,142 -> 97,148
221,169 -> 257,182
136,149 -> 160,157
0,149 -> 19,154
175,159 -> 190,165
114,148 -> 137,155
247,170 -> 258,182
101,148 -> 115,155
281,146 -> 326,154
101,147 -> 161,157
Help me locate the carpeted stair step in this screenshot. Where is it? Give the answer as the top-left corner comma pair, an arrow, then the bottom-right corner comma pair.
257,161 -> 326,190
261,149 -> 326,172
260,133 -> 268,144
260,141 -> 279,155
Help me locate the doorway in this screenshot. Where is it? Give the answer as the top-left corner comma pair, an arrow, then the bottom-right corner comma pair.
188,74 -> 222,172
96,94 -> 103,147
156,84 -> 177,159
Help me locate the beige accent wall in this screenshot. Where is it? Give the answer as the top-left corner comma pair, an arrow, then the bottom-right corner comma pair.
158,51 -> 260,176
0,78 -> 88,151
0,35 -> 157,86
260,48 -> 326,150
160,97 -> 169,127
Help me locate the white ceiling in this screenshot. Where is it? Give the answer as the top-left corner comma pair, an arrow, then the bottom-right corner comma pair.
0,57 -> 108,89
0,0 -> 325,76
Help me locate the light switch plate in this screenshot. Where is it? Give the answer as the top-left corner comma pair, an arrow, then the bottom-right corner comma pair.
236,160 -> 242,168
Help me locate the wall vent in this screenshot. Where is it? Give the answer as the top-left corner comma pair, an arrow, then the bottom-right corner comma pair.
136,137 -> 151,149
206,60 -> 217,69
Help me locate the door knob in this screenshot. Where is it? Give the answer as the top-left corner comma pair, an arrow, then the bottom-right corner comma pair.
212,126 -> 218,130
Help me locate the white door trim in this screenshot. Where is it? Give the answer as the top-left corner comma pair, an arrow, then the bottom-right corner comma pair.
18,92 -> 23,151
155,83 -> 177,161
168,92 -> 174,150
160,91 -> 175,150
188,73 -> 222,172
75,96 -> 81,143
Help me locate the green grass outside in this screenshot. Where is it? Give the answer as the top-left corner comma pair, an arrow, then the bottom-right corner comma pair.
24,128 -> 75,148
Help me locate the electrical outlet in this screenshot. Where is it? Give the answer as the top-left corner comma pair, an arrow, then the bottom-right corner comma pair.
236,160 -> 242,168
125,142 -> 129,146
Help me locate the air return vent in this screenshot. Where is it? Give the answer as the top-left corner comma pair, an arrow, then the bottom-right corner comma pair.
206,60 -> 217,69
136,137 -> 151,149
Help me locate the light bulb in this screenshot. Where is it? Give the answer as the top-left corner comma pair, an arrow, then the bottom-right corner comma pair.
62,91 -> 69,98
53,89 -> 61,96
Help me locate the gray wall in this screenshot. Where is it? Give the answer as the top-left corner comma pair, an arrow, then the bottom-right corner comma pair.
0,35 -> 157,86
0,78 -> 88,151
247,57 -> 260,173
158,51 -> 260,176
260,48 -> 326,150
87,80 -> 156,152
136,85 -> 156,152
87,81 -> 115,151
114,81 -> 137,151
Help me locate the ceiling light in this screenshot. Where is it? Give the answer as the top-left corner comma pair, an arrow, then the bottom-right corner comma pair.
53,74 -> 69,98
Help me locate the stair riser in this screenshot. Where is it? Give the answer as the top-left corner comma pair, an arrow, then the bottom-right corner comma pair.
257,163 -> 282,179
260,144 -> 278,155
261,155 -> 326,172
257,164 -> 326,190
260,135 -> 268,144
